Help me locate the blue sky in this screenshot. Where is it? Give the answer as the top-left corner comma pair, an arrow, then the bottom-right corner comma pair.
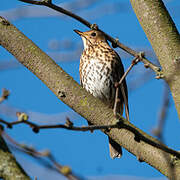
0,0 -> 180,179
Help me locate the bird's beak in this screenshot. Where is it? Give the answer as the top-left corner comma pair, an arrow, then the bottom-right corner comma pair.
74,29 -> 83,36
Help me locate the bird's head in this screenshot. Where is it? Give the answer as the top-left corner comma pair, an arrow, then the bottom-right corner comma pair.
74,29 -> 107,49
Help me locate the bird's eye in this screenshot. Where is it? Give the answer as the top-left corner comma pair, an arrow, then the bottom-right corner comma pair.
91,32 -> 96,37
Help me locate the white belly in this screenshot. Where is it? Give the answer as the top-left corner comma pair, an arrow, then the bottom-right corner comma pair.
80,59 -> 114,101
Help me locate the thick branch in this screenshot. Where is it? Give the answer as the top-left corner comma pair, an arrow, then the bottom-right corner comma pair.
130,0 -> 180,118
0,16 -> 180,179
0,135 -> 30,180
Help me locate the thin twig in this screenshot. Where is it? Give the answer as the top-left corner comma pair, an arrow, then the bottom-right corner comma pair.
18,0 -> 163,78
117,57 -> 140,87
18,0 -> 91,27
0,115 -> 118,133
113,56 -> 140,118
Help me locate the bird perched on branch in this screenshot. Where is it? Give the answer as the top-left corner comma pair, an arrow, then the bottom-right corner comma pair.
74,29 -> 128,159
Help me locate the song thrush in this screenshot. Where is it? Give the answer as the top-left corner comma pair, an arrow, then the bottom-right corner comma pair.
74,29 -> 128,159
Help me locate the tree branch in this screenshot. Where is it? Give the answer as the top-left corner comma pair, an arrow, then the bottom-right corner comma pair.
0,115 -> 119,133
113,56 -> 140,119
0,134 -> 30,180
130,0 -> 180,118
0,16 -> 180,179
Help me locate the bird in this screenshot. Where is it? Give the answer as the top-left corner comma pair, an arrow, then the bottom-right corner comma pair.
74,29 -> 128,159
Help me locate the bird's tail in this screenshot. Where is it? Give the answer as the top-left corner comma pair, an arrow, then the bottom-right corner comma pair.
108,102 -> 124,159
109,137 -> 122,159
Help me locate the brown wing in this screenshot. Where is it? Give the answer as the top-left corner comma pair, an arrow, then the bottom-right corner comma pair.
112,51 -> 129,119
108,52 -> 129,158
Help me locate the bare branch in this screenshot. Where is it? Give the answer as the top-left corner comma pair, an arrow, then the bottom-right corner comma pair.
130,0 -> 180,119
0,113 -> 119,133
113,56 -> 140,119
0,132 -> 30,179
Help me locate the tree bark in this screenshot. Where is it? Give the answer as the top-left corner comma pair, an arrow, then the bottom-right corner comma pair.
130,0 -> 180,118
0,136 -> 30,180
0,13 -> 180,179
